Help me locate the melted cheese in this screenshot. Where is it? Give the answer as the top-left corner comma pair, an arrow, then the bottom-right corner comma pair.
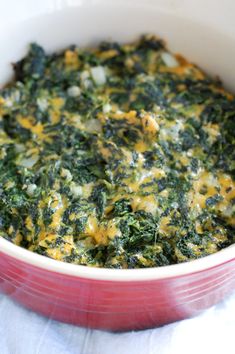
131,195 -> 158,214
159,216 -> 172,234
189,171 -> 218,209
17,116 -> 51,142
141,112 -> 159,136
49,97 -> 64,124
111,110 -> 139,125
85,215 -> 120,245
64,50 -> 80,69
189,171 -> 235,226
97,49 -> 118,60
50,197 -> 67,231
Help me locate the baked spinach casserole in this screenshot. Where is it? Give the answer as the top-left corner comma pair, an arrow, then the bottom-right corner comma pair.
0,35 -> 234,268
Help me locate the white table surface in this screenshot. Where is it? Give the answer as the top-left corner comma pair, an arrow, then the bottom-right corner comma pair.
0,291 -> 234,354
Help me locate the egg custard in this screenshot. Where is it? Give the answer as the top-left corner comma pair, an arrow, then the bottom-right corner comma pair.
0,35 -> 234,268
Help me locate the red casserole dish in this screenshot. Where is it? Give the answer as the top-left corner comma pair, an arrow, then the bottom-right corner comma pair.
0,238 -> 234,331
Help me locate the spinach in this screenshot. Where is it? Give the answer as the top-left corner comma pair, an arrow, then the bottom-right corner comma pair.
0,35 -> 234,268
206,194 -> 223,207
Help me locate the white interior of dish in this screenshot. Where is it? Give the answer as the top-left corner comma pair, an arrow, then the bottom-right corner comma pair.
0,0 -> 234,280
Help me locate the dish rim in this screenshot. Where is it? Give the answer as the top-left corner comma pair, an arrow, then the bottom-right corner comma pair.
0,237 -> 234,281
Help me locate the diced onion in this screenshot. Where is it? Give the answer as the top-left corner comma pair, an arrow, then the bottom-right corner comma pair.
36,98 -> 48,112
80,70 -> 90,81
15,144 -> 25,153
161,52 -> 179,68
70,184 -> 82,198
103,103 -> 111,114
171,202 -> 179,209
80,71 -> 92,89
67,86 -> 81,97
26,184 -> 37,196
90,66 -> 106,85
4,98 -> 13,107
12,90 -> 20,103
85,119 -> 101,133
160,120 -> 183,140
61,168 -> 73,182
19,155 -> 39,168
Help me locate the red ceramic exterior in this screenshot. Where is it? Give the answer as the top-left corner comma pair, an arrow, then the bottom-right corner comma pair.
0,250 -> 234,331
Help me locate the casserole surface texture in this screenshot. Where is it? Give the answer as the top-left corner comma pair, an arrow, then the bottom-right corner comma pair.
0,35 -> 234,268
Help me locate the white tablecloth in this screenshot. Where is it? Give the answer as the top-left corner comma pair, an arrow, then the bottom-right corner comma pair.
0,291 -> 234,354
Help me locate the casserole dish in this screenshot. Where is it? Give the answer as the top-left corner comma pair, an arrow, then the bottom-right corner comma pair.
0,0 -> 234,330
